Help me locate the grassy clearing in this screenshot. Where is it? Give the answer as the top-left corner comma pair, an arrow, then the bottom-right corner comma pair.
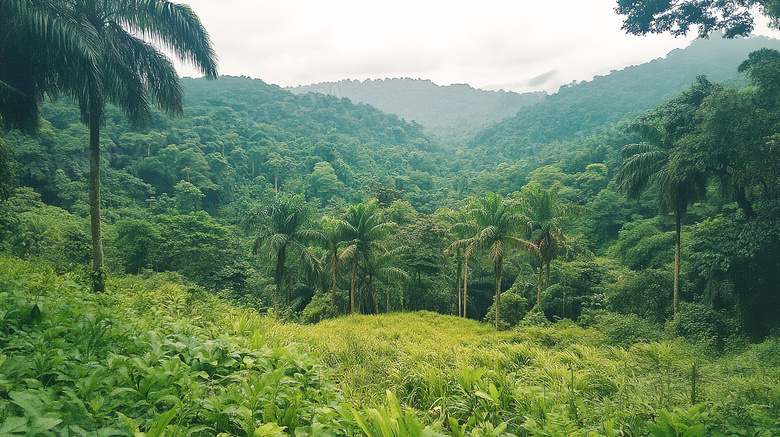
2,256 -> 779,436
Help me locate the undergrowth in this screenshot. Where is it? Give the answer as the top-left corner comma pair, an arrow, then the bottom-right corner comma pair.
1,255 -> 779,436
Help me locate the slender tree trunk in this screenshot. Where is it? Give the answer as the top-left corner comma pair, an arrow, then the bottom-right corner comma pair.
89,112 -> 105,293
537,263 -> 544,307
495,259 -> 503,330
674,211 -> 681,316
275,248 -> 286,320
463,256 -> 469,318
331,256 -> 339,312
350,261 -> 357,314
370,275 -> 378,314
456,249 -> 462,317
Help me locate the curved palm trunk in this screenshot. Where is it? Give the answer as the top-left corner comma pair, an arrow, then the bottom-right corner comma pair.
463,256 -> 469,318
494,259 -> 503,330
89,111 -> 105,293
330,254 -> 339,312
537,263 -> 544,307
674,211 -> 681,316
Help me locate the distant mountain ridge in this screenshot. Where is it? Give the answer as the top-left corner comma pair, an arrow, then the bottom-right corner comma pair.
288,78 -> 546,143
466,34 -> 780,165
288,35 -> 780,159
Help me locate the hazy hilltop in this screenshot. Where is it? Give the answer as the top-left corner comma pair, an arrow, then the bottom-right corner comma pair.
468,34 -> 780,164
288,78 -> 546,143
290,35 -> 780,160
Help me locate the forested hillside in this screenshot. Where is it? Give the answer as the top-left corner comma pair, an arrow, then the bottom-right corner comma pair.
288,78 -> 546,143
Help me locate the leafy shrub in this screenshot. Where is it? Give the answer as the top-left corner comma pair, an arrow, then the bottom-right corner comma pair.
751,336 -> 780,367
607,269 -> 673,323
599,312 -> 662,346
483,290 -> 528,329
672,303 -> 734,353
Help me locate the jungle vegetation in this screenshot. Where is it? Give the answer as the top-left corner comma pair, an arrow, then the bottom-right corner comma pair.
2,2 -> 780,435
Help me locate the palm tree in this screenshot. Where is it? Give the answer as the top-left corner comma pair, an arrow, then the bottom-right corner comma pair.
320,217 -> 350,313
246,194 -> 323,319
0,0 -> 89,133
339,199 -> 396,314
616,123 -> 706,315
4,0 -> 218,292
361,246 -> 409,314
462,192 -> 538,329
521,183 -> 583,306
448,210 -> 476,318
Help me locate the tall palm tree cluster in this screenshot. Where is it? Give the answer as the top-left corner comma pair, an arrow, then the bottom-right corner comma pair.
247,191 -> 582,329
248,196 -> 407,319
0,0 -> 218,292
449,188 -> 578,329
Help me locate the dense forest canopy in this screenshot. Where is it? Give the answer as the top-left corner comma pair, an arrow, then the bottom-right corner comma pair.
2,2 -> 780,434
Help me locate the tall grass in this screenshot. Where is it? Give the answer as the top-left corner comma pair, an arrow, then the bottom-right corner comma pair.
2,255 -> 779,436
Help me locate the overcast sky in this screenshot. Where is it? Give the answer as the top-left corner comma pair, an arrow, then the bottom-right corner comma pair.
174,0 -> 774,94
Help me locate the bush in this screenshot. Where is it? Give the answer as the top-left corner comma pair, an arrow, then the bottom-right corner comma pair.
671,303 -> 735,354
300,292 -> 337,324
607,269 -> 673,323
483,290 -> 528,329
599,312 -> 662,346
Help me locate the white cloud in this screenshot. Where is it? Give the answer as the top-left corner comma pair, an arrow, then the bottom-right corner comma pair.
174,0 -> 715,93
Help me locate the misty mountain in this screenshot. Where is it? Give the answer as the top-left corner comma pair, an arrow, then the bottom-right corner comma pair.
467,34 -> 780,164
287,78 -> 546,144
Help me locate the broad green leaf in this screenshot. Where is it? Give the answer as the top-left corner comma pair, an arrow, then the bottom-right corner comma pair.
0,417 -> 29,435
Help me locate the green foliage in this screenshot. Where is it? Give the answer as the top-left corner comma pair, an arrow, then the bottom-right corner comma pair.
0,256 -> 348,437
610,220 -> 674,270
617,0 -> 769,38
670,303 -> 736,354
112,218 -> 159,274
607,269 -> 674,322
0,137 -> 15,201
0,188 -> 90,266
154,211 -> 245,291
483,290 -> 528,330
173,180 -> 205,213
599,313 -> 662,346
